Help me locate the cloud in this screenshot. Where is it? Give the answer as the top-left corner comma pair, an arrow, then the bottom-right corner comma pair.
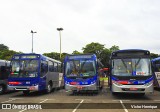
0,0 -> 160,54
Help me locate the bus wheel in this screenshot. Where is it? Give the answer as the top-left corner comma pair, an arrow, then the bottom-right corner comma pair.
112,92 -> 117,95
23,90 -> 30,95
0,85 -> 5,94
46,83 -> 52,93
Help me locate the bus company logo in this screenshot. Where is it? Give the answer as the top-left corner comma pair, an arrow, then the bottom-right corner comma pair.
2,104 -> 11,109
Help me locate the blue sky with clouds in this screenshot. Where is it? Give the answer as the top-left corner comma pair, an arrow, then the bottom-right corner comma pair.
0,0 -> 160,54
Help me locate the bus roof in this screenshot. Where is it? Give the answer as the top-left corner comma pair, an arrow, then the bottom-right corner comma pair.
65,54 -> 97,60
111,49 -> 150,58
152,57 -> 160,62
12,53 -> 61,63
112,49 -> 150,53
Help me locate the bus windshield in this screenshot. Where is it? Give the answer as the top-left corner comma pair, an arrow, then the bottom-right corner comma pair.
112,58 -> 151,76
65,60 -> 96,78
10,60 -> 39,78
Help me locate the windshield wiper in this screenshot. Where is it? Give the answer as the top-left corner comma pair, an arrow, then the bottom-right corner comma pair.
134,58 -> 141,72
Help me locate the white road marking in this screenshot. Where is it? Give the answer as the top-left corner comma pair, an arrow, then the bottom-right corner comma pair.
72,99 -> 84,112
154,100 -> 160,102
19,99 -> 50,112
1,98 -> 23,103
120,100 -> 128,112
112,100 -> 130,102
75,99 -> 91,101
39,99 -> 49,103
19,109 -> 27,112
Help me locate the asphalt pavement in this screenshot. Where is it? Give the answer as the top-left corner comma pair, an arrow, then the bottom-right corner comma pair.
0,88 -> 160,112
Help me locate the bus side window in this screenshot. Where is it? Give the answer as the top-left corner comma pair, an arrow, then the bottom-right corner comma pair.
58,63 -> 61,72
40,61 -> 48,77
49,61 -> 54,72
54,63 -> 58,72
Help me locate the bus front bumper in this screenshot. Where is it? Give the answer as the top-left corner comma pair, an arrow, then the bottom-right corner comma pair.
112,83 -> 153,93
65,83 -> 98,91
7,85 -> 39,91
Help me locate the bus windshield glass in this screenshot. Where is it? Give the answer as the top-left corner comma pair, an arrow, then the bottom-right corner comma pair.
65,60 -> 96,77
10,60 -> 39,77
112,58 -> 151,76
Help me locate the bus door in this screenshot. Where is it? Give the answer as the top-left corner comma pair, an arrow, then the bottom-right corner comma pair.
39,61 -> 48,90
154,64 -> 160,87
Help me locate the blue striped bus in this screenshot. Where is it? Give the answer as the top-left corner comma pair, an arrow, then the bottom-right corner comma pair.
109,49 -> 153,95
8,53 -> 64,95
64,54 -> 103,94
0,60 -> 10,94
151,57 -> 160,88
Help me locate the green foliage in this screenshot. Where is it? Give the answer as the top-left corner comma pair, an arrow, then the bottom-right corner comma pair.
1,43 -> 159,66
0,44 -> 9,51
82,42 -> 105,58
72,50 -> 81,55
150,53 -> 159,59
109,45 -> 119,52
43,52 -> 68,62
0,44 -> 23,60
82,42 -> 118,67
43,52 -> 60,60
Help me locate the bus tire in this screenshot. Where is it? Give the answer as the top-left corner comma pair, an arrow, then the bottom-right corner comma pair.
46,83 -> 52,93
0,85 -> 5,94
23,90 -> 30,95
112,92 -> 117,95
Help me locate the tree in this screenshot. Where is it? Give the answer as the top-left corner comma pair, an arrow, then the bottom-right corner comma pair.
43,52 -> 60,60
43,52 -> 69,62
109,45 -> 119,53
0,44 -> 9,51
150,53 -> 159,59
82,42 -> 115,67
100,48 -> 111,67
82,42 -> 105,59
0,50 -> 20,60
72,50 -> 81,55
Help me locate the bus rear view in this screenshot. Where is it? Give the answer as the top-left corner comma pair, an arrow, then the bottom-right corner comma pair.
110,49 -> 153,95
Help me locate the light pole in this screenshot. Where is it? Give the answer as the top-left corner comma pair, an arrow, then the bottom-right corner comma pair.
57,28 -> 63,59
31,30 -> 37,53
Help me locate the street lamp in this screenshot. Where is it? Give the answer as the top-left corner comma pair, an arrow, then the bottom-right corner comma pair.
57,28 -> 63,59
31,30 -> 37,53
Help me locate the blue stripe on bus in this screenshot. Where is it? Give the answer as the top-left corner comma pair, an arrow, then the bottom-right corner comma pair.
64,75 -> 97,85
111,76 -> 153,84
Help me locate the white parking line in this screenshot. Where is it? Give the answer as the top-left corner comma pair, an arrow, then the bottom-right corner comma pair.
1,98 -> 23,103
19,109 -> 27,112
154,100 -> 160,102
1,99 -> 16,103
75,99 -> 91,101
120,100 -> 128,112
19,99 -> 50,112
39,99 -> 49,103
112,100 -> 130,102
72,99 -> 84,112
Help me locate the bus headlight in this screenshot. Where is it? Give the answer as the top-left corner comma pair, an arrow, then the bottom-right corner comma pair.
144,80 -> 153,86
32,84 -> 38,86
112,81 -> 122,86
65,81 -> 69,84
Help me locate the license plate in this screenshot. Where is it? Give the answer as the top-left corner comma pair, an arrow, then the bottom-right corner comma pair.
130,88 -> 138,91
77,86 -> 82,90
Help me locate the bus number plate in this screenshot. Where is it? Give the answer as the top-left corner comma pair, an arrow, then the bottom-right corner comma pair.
130,88 -> 138,91
77,86 -> 83,90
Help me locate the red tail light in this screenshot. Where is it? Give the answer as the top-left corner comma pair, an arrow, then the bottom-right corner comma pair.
117,81 -> 129,84
70,82 -> 78,85
8,82 -> 21,85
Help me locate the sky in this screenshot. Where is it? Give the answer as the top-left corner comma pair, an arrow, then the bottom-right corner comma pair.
0,0 -> 160,54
